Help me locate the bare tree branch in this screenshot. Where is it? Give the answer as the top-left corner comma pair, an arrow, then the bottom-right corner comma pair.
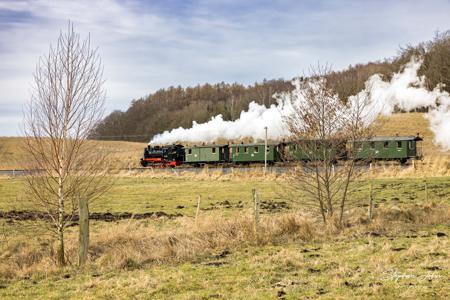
278,65 -> 376,225
23,22 -> 112,266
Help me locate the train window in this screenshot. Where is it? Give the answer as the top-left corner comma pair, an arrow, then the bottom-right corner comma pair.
254,147 -> 259,153
244,147 -> 248,153
212,147 -> 216,154
370,142 -> 375,149
397,141 -> 402,148
236,147 -> 240,153
267,146 -> 270,152
408,141 -> 414,149
383,141 -> 389,148
188,149 -> 192,155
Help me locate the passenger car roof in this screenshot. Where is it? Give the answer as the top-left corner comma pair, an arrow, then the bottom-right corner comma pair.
184,144 -> 228,148
230,143 -> 278,147
354,136 -> 423,142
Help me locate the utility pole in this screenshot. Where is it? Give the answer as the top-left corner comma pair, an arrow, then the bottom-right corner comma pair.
264,126 -> 268,176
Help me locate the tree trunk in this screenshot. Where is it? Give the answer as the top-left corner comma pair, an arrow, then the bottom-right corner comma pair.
78,197 -> 89,266
57,177 -> 65,266
57,225 -> 65,266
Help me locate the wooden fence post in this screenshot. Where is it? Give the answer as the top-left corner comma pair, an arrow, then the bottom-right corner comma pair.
368,182 -> 373,221
78,197 -> 89,267
252,189 -> 259,241
195,195 -> 201,227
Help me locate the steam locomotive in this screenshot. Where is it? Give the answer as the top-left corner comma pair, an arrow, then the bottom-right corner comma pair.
140,135 -> 423,167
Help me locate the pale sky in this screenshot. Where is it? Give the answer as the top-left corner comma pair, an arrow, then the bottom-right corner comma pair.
1,0 -> 450,136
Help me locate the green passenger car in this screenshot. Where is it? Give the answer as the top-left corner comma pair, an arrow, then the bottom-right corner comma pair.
184,144 -> 229,164
230,143 -> 279,163
285,140 -> 347,161
352,136 -> 423,163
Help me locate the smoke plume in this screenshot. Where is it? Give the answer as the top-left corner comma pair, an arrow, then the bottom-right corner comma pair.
150,57 -> 450,150
150,101 -> 291,144
350,57 -> 450,150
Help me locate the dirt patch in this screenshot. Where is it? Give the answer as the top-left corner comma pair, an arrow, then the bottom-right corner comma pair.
391,247 -> 407,251
423,266 -> 442,271
202,261 -> 228,267
259,200 -> 290,212
307,267 -> 321,273
202,200 -> 244,211
214,249 -> 231,259
201,199 -> 289,212
0,210 -> 183,222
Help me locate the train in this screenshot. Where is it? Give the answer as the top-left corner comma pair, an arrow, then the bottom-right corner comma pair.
140,135 -> 423,167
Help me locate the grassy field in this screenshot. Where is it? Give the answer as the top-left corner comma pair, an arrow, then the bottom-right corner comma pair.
0,119 -> 449,299
1,229 -> 449,299
0,137 -> 146,170
0,205 -> 449,299
0,175 -> 449,215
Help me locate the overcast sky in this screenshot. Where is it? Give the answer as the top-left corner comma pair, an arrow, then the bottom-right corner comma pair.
1,0 -> 450,136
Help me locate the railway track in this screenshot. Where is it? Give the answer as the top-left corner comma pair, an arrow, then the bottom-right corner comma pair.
0,161 -> 417,177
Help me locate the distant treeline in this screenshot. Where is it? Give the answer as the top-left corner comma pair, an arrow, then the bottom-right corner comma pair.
91,32 -> 450,142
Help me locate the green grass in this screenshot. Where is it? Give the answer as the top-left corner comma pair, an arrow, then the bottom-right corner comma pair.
0,176 -> 282,215
1,174 -> 449,299
0,176 -> 449,216
1,223 -> 448,299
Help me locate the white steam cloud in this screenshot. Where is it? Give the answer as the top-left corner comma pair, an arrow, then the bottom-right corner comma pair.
351,57 -> 450,150
150,57 -> 450,150
150,101 -> 291,144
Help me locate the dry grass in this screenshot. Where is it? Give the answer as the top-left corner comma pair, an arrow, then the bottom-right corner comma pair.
0,137 -> 146,170
0,137 -> 26,170
120,166 -> 282,181
90,140 -> 147,168
1,203 -> 449,280
0,212 -> 314,279
362,156 -> 450,178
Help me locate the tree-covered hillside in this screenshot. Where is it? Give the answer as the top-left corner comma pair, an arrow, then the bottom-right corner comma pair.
91,32 -> 450,142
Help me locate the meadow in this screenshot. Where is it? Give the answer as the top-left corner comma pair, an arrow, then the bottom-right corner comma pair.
1,174 -> 449,215
0,112 -> 449,299
0,173 -> 449,299
1,218 -> 449,299
0,137 -> 146,170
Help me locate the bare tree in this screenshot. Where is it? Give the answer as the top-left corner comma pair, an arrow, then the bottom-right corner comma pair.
280,65 -> 376,225
23,22 -> 110,266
